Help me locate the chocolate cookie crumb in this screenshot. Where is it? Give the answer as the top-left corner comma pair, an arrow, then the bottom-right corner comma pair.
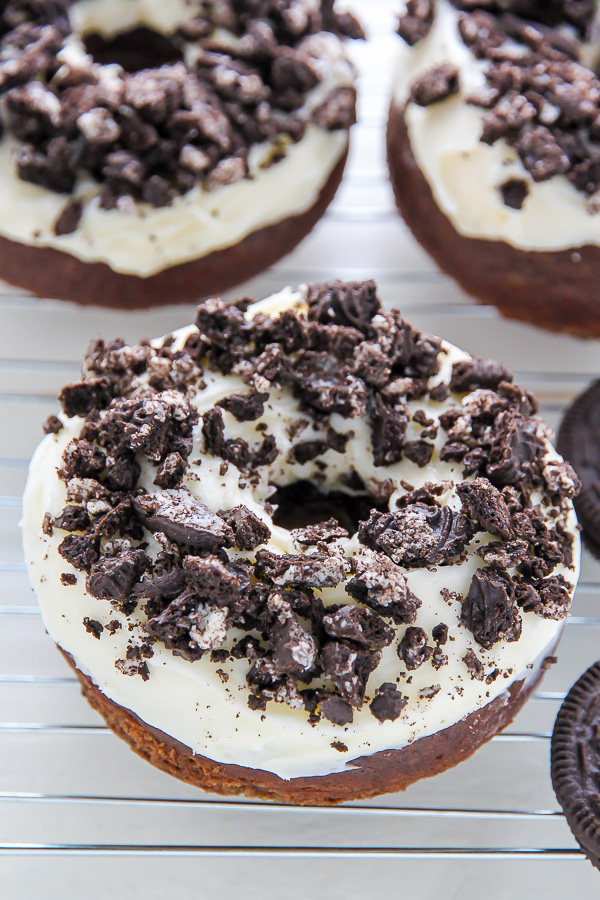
370,682 -> 407,721
83,617 -> 104,639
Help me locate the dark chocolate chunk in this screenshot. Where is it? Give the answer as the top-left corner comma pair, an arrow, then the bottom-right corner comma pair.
397,626 -> 432,670
461,568 -> 522,649
370,683 -> 407,722
133,489 -> 234,551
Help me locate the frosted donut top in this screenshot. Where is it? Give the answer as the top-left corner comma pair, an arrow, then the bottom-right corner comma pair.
0,0 -> 361,234
397,0 -> 600,207
23,283 -> 581,778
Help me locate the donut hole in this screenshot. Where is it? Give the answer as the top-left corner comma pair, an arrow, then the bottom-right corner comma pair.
270,480 -> 386,536
83,27 -> 183,73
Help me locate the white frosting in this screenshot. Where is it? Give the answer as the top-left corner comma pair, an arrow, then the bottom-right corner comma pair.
0,127 -> 347,277
22,289 -> 580,780
0,6 -> 354,276
393,0 -> 600,251
70,0 -> 203,39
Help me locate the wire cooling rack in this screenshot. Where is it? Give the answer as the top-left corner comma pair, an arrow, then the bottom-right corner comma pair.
2,3 -> 600,897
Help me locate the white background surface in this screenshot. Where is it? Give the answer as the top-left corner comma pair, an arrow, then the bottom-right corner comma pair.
1,1 -> 600,896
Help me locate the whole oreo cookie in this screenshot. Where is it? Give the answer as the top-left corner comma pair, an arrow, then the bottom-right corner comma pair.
551,662 -> 600,869
557,381 -> 600,557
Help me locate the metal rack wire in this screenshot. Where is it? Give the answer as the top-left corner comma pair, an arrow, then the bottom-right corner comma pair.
1,3 -> 600,896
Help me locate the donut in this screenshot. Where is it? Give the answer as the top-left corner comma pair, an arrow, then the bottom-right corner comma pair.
23,280 -> 581,804
387,1 -> 600,338
0,1 -> 362,308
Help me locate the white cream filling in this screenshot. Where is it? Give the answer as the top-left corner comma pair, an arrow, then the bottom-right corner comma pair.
22,289 -> 580,780
393,0 -> 600,252
0,5 -> 354,276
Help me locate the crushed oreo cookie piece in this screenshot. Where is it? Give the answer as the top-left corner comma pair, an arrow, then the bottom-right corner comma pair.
463,647 -> 485,681
500,178 -> 529,210
398,626 -> 433,670
218,505 -> 271,550
461,568 -> 522,649
322,605 -> 395,650
255,549 -> 351,588
359,504 -> 474,567
411,64 -> 459,106
346,557 -> 421,624
457,477 -> 514,539
322,640 -> 380,707
319,692 -> 354,725
59,378 -> 112,418
87,550 -> 149,602
133,489 -> 234,551
83,617 -> 104,639
370,682 -> 407,721
218,391 -> 269,422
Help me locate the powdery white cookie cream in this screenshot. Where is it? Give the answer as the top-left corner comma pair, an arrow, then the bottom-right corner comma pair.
23,284 -> 580,780
393,0 -> 600,252
0,2 -> 360,276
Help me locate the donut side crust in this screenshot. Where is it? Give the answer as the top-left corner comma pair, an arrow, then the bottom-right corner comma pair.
0,147 -> 347,309
62,645 -> 553,805
386,103 -> 600,339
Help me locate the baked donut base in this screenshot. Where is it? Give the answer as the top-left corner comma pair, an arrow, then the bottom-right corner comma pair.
62,644 -> 553,805
0,148 -> 348,309
386,103 -> 600,339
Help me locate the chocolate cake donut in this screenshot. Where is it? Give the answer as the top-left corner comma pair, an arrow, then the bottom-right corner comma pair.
387,1 -> 600,338
0,1 -> 362,307
23,281 -> 581,803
